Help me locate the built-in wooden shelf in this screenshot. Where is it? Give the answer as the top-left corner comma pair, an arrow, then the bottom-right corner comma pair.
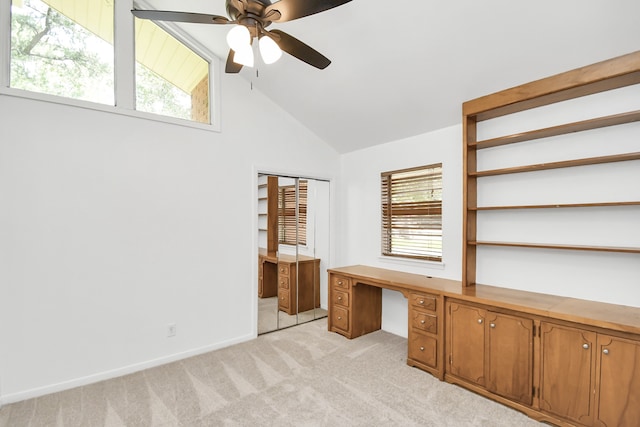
471,152 -> 640,177
462,51 -> 640,287
470,110 -> 640,149
468,240 -> 640,254
469,201 -> 640,211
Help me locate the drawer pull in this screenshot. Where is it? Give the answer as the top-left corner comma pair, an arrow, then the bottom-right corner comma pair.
583,343 -> 590,350
420,346 -> 425,351
603,349 -> 610,355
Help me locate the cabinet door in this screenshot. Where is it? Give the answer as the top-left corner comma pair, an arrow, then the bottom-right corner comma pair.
448,302 -> 485,386
486,312 -> 533,406
595,335 -> 640,427
540,322 -> 596,425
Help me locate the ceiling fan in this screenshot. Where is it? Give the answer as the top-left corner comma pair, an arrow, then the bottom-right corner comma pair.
132,0 -> 353,73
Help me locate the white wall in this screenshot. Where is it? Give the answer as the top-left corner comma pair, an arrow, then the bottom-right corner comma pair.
0,72 -> 339,404
338,125 -> 463,336
337,85 -> 640,338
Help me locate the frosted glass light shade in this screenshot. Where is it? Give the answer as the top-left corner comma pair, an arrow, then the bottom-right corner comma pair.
233,46 -> 254,67
226,25 -> 251,51
259,35 -> 282,64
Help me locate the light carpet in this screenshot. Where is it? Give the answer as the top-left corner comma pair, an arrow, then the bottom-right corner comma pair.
0,318 -> 544,426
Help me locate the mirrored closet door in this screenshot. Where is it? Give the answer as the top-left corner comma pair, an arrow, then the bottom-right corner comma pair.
257,174 -> 330,334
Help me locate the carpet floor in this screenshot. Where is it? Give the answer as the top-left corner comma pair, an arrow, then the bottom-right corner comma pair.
0,318 -> 544,426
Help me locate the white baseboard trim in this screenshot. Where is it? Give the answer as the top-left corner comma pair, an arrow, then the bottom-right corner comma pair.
0,333 -> 255,406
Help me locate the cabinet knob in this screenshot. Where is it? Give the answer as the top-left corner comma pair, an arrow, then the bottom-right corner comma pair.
420,346 -> 425,351
477,319 -> 483,324
583,343 -> 590,350
419,300 -> 424,304
338,296 -> 342,300
338,281 -> 343,285
421,320 -> 426,324
337,316 -> 342,320
490,323 -> 496,328
603,349 -> 610,355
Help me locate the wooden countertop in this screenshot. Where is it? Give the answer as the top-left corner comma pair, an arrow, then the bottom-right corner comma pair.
259,248 -> 320,264
328,265 -> 640,336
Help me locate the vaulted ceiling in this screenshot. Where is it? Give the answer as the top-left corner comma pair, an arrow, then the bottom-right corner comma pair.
144,0 -> 640,153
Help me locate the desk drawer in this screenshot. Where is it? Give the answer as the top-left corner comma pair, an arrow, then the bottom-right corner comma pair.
332,306 -> 349,332
332,275 -> 351,290
408,331 -> 437,369
279,289 -> 290,310
410,293 -> 437,312
279,276 -> 290,289
332,289 -> 350,308
278,263 -> 290,277
411,312 -> 437,334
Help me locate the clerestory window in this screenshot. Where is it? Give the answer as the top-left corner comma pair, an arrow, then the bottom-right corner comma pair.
7,0 -> 213,126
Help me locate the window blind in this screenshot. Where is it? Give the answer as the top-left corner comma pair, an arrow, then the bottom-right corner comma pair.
278,180 -> 307,245
381,164 -> 443,261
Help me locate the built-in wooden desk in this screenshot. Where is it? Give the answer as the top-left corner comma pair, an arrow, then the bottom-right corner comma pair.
328,265 -> 640,427
258,248 -> 320,315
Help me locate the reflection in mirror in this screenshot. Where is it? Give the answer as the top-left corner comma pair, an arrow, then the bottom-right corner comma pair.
258,174 -> 329,334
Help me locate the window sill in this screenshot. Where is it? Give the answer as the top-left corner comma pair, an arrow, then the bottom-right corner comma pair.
0,87 -> 221,133
378,255 -> 445,270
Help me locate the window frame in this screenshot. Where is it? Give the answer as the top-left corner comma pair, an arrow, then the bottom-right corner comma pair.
278,180 -> 308,246
381,163 -> 443,262
0,0 -> 220,132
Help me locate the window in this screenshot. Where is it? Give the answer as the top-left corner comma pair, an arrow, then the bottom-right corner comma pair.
10,0 -> 115,104
381,164 -> 443,261
6,0 -> 215,126
278,180 -> 307,246
134,17 -> 210,124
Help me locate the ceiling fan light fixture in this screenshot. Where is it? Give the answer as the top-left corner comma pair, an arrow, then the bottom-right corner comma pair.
233,46 -> 254,67
259,35 -> 282,64
226,25 -> 251,51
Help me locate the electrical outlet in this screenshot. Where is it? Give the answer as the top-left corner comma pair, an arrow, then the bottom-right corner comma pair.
167,323 -> 176,337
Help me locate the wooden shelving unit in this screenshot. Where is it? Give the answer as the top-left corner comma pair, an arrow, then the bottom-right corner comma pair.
462,51 -> 640,287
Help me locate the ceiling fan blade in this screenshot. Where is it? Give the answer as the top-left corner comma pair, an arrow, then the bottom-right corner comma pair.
131,10 -> 231,25
264,0 -> 352,23
269,30 -> 331,70
225,50 -> 243,74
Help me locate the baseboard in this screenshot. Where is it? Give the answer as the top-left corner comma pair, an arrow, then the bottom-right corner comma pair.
1,333 -> 254,405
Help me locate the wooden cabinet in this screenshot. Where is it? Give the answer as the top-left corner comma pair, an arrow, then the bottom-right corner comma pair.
447,301 -> 533,406
277,256 -> 321,315
407,292 -> 442,378
447,302 -> 486,386
540,322 -> 596,424
540,322 -> 640,427
328,273 -> 381,339
595,335 -> 640,427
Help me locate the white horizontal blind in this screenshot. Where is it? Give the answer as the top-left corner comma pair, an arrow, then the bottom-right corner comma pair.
381,164 -> 443,261
278,180 -> 307,245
